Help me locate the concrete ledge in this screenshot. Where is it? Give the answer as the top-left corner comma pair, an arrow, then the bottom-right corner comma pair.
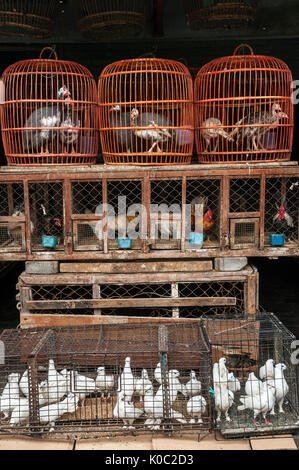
214,257 -> 248,272
74,436 -> 153,450
0,437 -> 74,450
25,261 -> 59,275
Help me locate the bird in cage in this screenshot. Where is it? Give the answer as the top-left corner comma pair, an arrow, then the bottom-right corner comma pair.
7,202 -> 34,246
238,382 -> 276,426
40,204 -> 62,244
245,372 -> 264,397
0,373 -> 21,419
109,105 -> 134,154
130,108 -> 172,153
190,196 -> 215,243
213,358 -> 229,386
59,105 -> 81,152
267,363 -> 289,415
230,103 -> 289,152
186,371 -> 202,397
201,118 -> 233,152
227,372 -> 241,394
39,392 -> 81,433
119,357 -> 135,404
214,383 -> 234,423
23,85 -> 74,154
272,195 -> 294,229
113,388 -> 144,429
187,395 -> 207,425
259,358 -> 275,381
134,369 -> 152,404
95,367 -> 115,402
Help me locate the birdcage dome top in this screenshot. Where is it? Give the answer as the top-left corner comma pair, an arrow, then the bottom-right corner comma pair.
101,57 -> 192,75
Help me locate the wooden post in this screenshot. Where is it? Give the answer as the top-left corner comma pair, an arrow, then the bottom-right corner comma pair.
245,268 -> 258,316
171,282 -> 180,319
93,284 -> 102,316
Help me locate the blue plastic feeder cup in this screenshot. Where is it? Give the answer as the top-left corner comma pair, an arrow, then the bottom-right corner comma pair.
189,232 -> 205,246
270,234 -> 285,246
42,235 -> 57,248
117,238 -> 133,249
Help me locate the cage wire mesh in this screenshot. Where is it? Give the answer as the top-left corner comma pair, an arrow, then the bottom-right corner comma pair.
0,0 -> 60,38
0,322 -> 213,436
0,182 -> 25,250
194,44 -> 294,163
0,47 -> 99,165
98,58 -> 194,165
77,0 -> 148,41
201,312 -> 299,439
183,0 -> 258,30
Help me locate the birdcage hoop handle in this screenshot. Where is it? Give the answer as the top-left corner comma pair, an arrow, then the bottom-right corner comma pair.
233,44 -> 254,56
39,47 -> 58,60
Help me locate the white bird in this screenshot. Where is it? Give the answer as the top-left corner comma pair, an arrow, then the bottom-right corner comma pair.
245,372 -> 264,396
10,381 -> 49,425
259,359 -> 275,380
19,369 -> 30,397
213,358 -> 229,386
134,369 -> 152,403
214,383 -> 234,423
119,357 -> 135,403
187,395 -> 207,424
45,360 -> 68,404
113,389 -> 143,429
267,363 -> 289,415
227,372 -> 241,393
1,373 -> 21,401
238,382 -> 276,426
201,118 -> 233,152
186,371 -> 202,397
95,367 -> 115,400
154,363 -> 186,397
39,393 -> 80,432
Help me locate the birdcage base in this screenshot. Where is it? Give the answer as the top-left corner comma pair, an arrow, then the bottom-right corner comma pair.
6,155 -> 97,166
102,154 -> 192,166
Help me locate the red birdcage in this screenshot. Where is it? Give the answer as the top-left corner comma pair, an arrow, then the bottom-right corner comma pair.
98,58 -> 194,165
0,47 -> 99,165
194,44 -> 294,164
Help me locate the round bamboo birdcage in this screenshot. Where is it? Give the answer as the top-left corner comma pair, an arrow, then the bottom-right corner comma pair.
98,58 -> 194,165
78,0 -> 147,41
0,0 -> 60,38
183,0 -> 258,29
194,44 -> 294,164
0,47 -> 99,166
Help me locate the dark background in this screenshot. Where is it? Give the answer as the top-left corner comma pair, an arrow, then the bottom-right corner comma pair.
0,0 -> 298,337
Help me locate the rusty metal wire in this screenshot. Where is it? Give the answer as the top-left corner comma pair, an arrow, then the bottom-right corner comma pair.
194,44 -> 294,163
98,58 -> 194,165
0,0 -> 60,38
0,322 -> 213,436
0,47 -> 99,165
201,312 -> 299,439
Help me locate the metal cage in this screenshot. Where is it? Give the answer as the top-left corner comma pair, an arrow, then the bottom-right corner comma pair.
98,58 -> 194,165
194,44 -> 294,163
202,312 -> 299,438
183,0 -> 258,30
77,0 -> 148,40
0,47 -> 99,166
0,0 -> 60,38
0,322 -> 213,437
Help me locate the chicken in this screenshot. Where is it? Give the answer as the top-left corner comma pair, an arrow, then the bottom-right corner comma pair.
40,204 -> 62,244
273,196 -> 294,229
190,196 -> 215,243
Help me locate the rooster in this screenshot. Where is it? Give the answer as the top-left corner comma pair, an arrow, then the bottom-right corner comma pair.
190,196 -> 215,243
40,204 -> 62,244
273,196 -> 294,229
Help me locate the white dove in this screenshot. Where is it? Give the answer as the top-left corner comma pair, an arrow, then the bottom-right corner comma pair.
154,364 -> 186,397
1,373 -> 21,400
259,359 -> 275,380
227,372 -> 241,393
187,395 -> 207,424
267,363 -> 289,415
238,382 -> 276,425
119,357 -> 135,403
214,383 -> 234,422
19,370 -> 30,397
186,371 -> 202,397
10,381 -> 49,425
245,372 -> 264,396
95,367 -> 115,400
39,392 -> 80,432
134,369 -> 152,403
213,358 -> 229,386
113,389 -> 143,429
44,360 -> 68,404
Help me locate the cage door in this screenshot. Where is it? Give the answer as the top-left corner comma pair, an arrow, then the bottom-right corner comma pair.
0,222 -> 26,252
230,218 -> 260,249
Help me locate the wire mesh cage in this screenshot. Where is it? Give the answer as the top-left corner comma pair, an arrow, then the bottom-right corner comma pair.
0,322 -> 213,436
77,0 -> 148,41
183,0 -> 258,30
194,44 -> 294,164
0,0 -> 60,38
0,47 -> 99,166
201,313 -> 299,438
98,58 -> 194,165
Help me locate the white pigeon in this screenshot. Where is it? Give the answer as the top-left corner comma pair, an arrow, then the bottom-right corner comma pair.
186,371 -> 202,397
227,372 -> 241,393
238,382 -> 276,425
134,369 -> 152,403
10,381 -> 49,425
267,363 -> 289,415
187,395 -> 207,424
213,358 -> 229,387
0,396 -> 20,419
19,369 -> 30,397
95,367 -> 115,400
39,392 -> 80,432
1,373 -> 21,401
44,360 -> 68,404
245,372 -> 264,396
113,389 -> 143,429
154,364 -> 186,397
259,359 -> 275,380
119,357 -> 134,403
214,383 -> 234,422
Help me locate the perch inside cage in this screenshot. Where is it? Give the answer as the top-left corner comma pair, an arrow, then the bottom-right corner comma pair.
0,322 -> 213,436
194,44 -> 294,164
0,0 -> 60,38
183,0 -> 258,29
0,47 -> 99,166
78,0 -> 148,40
202,313 -> 299,438
98,58 -> 194,165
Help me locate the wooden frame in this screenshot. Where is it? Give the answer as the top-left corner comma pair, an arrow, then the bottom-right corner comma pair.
230,218 -> 260,250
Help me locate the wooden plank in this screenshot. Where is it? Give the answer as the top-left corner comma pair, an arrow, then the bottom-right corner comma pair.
25,297 -> 237,310
20,313 -> 203,329
245,268 -> 258,316
59,260 -> 213,274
